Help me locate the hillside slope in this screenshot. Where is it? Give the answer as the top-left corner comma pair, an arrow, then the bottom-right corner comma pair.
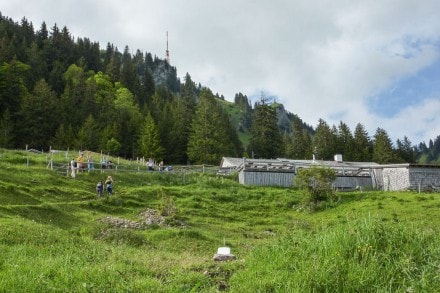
0,149 -> 439,291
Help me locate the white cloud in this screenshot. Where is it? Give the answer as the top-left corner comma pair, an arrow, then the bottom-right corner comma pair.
1,0 -> 440,144
385,98 -> 440,144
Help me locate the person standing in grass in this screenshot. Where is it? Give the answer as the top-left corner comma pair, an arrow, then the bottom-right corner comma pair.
96,180 -> 103,197
87,156 -> 94,171
105,176 -> 113,195
70,158 -> 76,178
77,152 -> 85,171
147,158 -> 154,171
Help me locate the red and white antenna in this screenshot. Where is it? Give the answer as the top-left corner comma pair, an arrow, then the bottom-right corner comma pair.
165,31 -> 170,64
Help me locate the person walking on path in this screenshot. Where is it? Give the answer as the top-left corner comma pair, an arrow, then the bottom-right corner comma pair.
105,176 -> 113,195
96,180 -> 103,197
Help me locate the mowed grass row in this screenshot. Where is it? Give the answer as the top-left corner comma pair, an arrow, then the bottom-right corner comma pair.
0,149 -> 439,292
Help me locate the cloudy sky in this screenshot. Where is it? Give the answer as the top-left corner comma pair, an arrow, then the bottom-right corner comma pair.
2,0 -> 440,145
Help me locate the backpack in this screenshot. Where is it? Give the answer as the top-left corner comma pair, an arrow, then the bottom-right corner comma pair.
73,161 -> 77,168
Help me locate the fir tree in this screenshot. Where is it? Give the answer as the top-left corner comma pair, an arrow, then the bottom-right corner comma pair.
372,128 -> 396,164
353,123 -> 372,162
138,112 -> 164,161
248,95 -> 282,159
312,119 -> 337,160
187,88 -> 235,164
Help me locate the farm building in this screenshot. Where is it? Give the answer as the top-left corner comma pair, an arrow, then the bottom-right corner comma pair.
375,164 -> 440,191
219,157 -> 440,191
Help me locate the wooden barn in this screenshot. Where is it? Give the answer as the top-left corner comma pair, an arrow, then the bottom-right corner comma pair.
220,157 -> 378,189
219,157 -> 440,191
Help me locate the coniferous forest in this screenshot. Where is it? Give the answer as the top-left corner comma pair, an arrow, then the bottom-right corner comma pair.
0,13 -> 439,165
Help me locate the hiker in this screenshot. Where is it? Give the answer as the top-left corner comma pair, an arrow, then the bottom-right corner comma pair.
147,158 -> 154,171
77,153 -> 85,171
70,158 -> 77,178
96,180 -> 103,197
105,176 -> 113,195
87,156 -> 94,171
101,157 -> 107,169
158,160 -> 164,171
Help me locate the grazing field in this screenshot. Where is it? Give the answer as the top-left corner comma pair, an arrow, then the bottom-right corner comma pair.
0,150 -> 439,292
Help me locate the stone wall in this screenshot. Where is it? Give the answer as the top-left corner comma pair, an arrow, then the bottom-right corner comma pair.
382,167 -> 410,191
382,166 -> 440,191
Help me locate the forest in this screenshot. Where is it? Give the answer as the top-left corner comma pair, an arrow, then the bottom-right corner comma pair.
0,13 -> 439,165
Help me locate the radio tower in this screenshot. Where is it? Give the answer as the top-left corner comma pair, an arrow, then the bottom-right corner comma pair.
165,31 -> 170,64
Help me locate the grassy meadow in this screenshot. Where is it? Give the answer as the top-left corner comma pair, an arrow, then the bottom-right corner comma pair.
0,149 -> 439,292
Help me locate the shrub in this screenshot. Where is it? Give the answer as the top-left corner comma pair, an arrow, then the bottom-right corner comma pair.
295,166 -> 337,206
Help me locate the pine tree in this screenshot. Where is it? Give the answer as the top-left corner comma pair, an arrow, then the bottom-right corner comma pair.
0,109 -> 14,148
120,46 -> 141,97
336,121 -> 355,161
353,123 -> 372,162
167,97 -> 192,163
288,116 -> 311,159
187,88 -> 235,164
372,128 -> 396,164
396,136 -> 416,163
51,123 -> 75,150
76,115 -> 98,151
234,92 -> 252,129
248,95 -> 282,159
17,79 -> 60,149
114,85 -> 142,157
312,119 -> 337,160
138,112 -> 164,160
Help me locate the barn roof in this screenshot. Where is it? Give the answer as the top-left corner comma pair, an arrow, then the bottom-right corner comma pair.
220,157 -> 380,169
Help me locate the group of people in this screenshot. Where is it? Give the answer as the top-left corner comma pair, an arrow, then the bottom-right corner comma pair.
147,158 -> 172,171
70,152 -> 94,178
67,152 -> 115,198
96,176 -> 113,197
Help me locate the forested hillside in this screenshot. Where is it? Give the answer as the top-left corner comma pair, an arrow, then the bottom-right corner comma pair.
0,13 -> 438,164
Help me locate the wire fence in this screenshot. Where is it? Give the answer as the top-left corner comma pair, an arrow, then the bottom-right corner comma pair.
1,148 -> 221,176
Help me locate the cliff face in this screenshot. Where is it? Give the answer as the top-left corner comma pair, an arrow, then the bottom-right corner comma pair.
274,103 -> 292,134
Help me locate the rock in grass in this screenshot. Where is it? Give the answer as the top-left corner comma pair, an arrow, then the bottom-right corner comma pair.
213,253 -> 236,261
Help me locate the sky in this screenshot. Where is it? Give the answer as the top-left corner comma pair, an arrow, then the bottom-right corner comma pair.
2,0 -> 440,145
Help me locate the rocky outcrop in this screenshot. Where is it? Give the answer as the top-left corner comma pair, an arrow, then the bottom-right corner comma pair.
101,208 -> 185,229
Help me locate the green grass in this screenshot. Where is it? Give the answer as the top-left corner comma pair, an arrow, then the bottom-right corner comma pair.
0,149 -> 439,292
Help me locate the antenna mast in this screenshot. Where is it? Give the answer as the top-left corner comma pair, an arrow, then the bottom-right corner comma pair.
166,31 -> 170,64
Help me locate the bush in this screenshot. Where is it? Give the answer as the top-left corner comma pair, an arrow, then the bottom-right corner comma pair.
295,166 -> 337,206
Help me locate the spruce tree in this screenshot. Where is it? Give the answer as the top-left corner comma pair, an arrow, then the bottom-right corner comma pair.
336,121 -> 355,161
18,79 -> 59,149
248,96 -> 282,159
353,123 -> 372,162
312,119 -> 337,160
396,136 -> 416,163
372,128 -> 396,164
187,88 -> 235,164
288,116 -> 311,159
137,112 -> 164,161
